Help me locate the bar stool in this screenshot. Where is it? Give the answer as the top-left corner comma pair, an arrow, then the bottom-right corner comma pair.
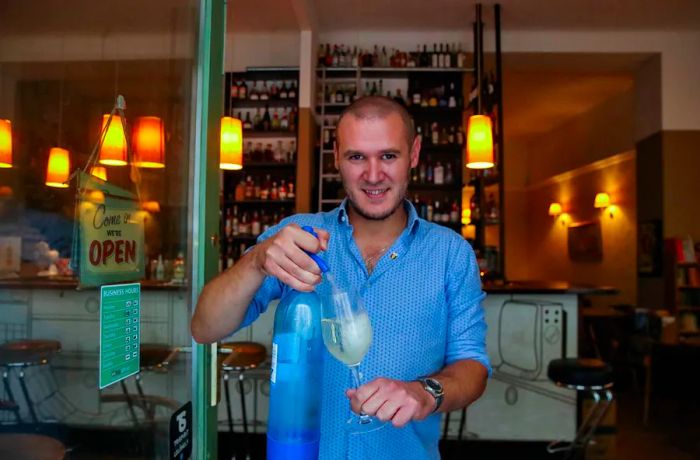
219,341 -> 267,458
546,358 -> 614,460
0,339 -> 62,423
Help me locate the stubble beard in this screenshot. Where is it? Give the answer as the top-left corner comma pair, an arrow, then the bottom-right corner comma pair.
344,179 -> 409,221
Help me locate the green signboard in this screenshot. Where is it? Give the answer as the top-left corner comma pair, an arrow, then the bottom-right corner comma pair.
99,283 -> 141,389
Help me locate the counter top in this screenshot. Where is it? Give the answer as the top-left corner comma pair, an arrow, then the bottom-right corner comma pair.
483,280 -> 618,295
0,276 -> 186,291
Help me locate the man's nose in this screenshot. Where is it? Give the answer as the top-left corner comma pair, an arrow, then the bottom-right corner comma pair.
365,158 -> 383,183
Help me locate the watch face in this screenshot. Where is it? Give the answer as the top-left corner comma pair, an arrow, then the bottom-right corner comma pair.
425,378 -> 442,393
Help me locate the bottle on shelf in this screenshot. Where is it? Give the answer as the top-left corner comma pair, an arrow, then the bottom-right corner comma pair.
450,201 -> 460,223
262,105 -> 272,131
249,82 -> 260,101
239,81 -> 248,100
155,254 -> 165,281
232,206 -> 240,235
445,162 -> 454,184
434,161 -> 444,185
287,182 -> 296,199
235,180 -> 246,201
289,80 -> 297,100
243,112 -> 253,130
224,208 -> 232,237
252,211 -> 261,236
245,176 -> 254,200
261,174 -> 272,200
270,182 -> 279,200
173,251 -> 186,285
279,180 -> 288,200
260,81 -> 270,101
271,109 -> 281,130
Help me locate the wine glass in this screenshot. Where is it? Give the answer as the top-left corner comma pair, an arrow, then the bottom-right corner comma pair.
321,281 -> 385,433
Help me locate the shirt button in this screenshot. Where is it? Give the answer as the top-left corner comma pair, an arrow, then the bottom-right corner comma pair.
390,252 -> 398,260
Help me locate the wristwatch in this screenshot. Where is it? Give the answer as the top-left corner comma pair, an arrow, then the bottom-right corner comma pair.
417,377 -> 444,413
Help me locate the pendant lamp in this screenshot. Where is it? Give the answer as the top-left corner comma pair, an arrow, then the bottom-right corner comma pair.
46,147 -> 70,188
90,166 -> 108,181
0,119 -> 12,168
466,115 -> 494,169
133,116 -> 165,168
98,114 -> 128,166
220,116 -> 243,170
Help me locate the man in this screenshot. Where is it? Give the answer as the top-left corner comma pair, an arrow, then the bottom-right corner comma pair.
192,96 -> 490,459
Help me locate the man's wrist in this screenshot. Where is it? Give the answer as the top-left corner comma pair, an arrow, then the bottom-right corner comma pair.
410,381 -> 439,416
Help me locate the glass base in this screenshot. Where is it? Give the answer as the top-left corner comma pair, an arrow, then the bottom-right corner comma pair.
346,413 -> 386,434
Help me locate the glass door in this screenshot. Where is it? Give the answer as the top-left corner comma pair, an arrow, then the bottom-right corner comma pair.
0,1 -> 224,458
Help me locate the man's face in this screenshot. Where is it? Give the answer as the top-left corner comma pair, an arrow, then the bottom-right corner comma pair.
335,113 -> 420,221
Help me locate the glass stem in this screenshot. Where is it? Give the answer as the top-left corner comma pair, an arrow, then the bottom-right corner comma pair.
350,365 -> 371,424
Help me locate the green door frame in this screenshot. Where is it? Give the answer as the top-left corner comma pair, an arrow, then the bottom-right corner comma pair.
191,0 -> 225,458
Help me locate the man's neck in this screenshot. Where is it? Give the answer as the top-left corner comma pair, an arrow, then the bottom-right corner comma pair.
347,200 -> 408,245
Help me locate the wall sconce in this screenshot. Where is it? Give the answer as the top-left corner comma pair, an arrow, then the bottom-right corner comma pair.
594,192 -> 616,218
548,202 -> 562,217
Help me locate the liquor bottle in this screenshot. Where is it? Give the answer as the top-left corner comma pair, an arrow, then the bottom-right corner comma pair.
270,182 -> 279,200
264,143 -> 274,162
289,80 -> 297,99
431,43 -> 438,67
280,109 -> 289,130
440,127 -> 448,145
351,46 -> 359,67
254,177 -> 261,199
450,200 -> 460,223
289,107 -> 297,131
253,108 -> 262,130
434,162 -> 444,185
262,105 -> 272,131
318,44 -> 326,67
447,82 -> 457,108
411,87 -> 421,106
445,162 -> 454,184
235,180 -> 246,201
287,182 -> 296,199
239,81 -> 248,99
438,44 -> 445,68
271,109 -> 281,130
270,81 -> 279,99
426,160 -> 434,183
486,193 -> 499,221
448,126 -> 455,144
280,81 -> 289,99
456,126 -> 465,146
243,112 -> 253,130
249,82 -> 260,101
431,122 -> 439,145
332,45 -> 339,67
251,211 -> 261,236
444,44 -> 452,68
419,161 -> 427,184
393,89 -> 406,107
370,81 -> 378,96
457,44 -> 466,68
288,140 -> 296,162
274,141 -> 284,163
230,79 -> 239,99
224,207 -> 232,237
279,180 -> 288,200
261,174 -> 271,200
244,176 -> 254,200
427,201 -> 434,222
470,193 -> 481,221
240,212 -> 251,235
232,206 -> 240,235
260,81 -> 270,101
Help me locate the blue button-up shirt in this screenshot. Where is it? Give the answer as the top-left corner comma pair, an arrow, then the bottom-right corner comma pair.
238,199 -> 490,460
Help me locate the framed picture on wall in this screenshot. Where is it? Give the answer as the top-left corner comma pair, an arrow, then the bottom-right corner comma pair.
568,220 -> 603,262
638,219 -> 663,276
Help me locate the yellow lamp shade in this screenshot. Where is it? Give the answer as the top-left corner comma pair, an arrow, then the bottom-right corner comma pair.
89,166 -> 108,181
98,114 -> 127,166
142,200 -> 161,213
466,115 -> 494,169
594,192 -> 611,209
548,202 -> 562,217
0,119 -> 13,168
220,116 -> 243,170
133,116 -> 165,168
46,147 -> 71,188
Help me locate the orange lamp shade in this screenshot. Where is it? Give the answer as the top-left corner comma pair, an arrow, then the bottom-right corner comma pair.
89,166 -> 108,181
98,114 -> 128,166
220,116 -> 243,170
0,119 -> 13,168
133,116 -> 165,168
46,147 -> 71,188
466,115 -> 494,169
594,192 -> 611,209
142,200 -> 161,213
548,202 -> 563,217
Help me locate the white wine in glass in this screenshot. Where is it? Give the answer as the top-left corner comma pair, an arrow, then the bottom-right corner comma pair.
321,281 -> 385,433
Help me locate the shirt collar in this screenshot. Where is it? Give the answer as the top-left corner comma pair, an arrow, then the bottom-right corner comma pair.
336,198 -> 420,234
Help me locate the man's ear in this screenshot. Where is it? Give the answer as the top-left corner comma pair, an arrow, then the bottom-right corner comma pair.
409,135 -> 421,169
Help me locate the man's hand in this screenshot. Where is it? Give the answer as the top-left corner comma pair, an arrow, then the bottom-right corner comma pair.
252,224 -> 330,292
346,378 -> 435,428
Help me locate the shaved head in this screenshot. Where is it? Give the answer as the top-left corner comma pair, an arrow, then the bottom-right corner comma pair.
336,96 -> 415,148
